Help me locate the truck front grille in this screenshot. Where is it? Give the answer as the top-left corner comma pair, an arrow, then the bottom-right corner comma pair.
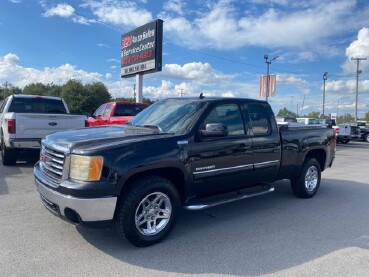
40,144 -> 66,185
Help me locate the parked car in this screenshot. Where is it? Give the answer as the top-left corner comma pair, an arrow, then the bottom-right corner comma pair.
0,94 -> 87,165
296,117 -> 320,125
34,96 -> 335,246
86,101 -> 148,127
275,116 -> 297,123
318,119 -> 350,144
335,124 -> 351,144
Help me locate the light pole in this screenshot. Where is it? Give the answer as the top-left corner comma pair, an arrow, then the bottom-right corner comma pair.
322,72 -> 329,117
351,57 -> 367,121
264,54 -> 279,101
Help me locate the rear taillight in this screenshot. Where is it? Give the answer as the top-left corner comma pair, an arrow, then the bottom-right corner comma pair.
7,119 -> 16,134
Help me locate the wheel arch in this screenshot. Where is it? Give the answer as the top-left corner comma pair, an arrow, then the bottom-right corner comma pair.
304,149 -> 326,171
118,167 -> 187,205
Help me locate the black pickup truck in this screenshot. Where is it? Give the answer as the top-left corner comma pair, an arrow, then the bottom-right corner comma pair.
34,96 -> 336,246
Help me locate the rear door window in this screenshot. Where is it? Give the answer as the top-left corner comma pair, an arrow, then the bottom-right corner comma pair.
114,104 -> 147,116
247,103 -> 271,135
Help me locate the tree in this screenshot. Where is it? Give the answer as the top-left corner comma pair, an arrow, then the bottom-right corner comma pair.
277,107 -> 297,118
305,111 -> 320,118
1,83 -> 22,100
84,82 -> 112,113
23,83 -> 48,96
113,97 -> 155,105
61,80 -> 111,114
60,80 -> 86,114
363,112 -> 369,123
336,113 -> 355,124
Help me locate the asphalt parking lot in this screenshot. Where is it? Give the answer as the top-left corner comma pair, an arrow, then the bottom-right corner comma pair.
1,141 -> 369,277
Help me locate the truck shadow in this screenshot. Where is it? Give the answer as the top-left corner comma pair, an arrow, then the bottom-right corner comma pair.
77,179 -> 369,276
0,152 -> 38,195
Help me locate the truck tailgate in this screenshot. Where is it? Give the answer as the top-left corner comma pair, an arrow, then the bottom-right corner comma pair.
337,124 -> 351,136
15,113 -> 85,139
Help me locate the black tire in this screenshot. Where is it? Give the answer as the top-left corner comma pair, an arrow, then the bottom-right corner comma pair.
115,176 -> 180,247
341,139 -> 350,144
1,137 -> 18,165
290,158 -> 321,198
365,134 -> 369,143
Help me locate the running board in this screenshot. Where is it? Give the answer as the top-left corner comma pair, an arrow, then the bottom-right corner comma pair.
183,184 -> 275,211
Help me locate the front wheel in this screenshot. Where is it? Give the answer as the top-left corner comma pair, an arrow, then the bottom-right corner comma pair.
291,158 -> 321,198
115,176 -> 180,247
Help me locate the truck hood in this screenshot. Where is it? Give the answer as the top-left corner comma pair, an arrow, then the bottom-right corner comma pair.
43,125 -> 173,152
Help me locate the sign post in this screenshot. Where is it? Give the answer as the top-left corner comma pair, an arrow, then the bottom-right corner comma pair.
121,20 -> 163,102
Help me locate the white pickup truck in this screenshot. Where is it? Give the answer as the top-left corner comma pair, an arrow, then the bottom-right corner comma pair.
0,94 -> 87,165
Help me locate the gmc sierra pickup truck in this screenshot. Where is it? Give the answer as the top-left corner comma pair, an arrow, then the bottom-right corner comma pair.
0,95 -> 87,165
34,96 -> 335,246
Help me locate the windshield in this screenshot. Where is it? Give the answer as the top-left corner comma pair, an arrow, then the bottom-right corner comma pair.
129,98 -> 206,134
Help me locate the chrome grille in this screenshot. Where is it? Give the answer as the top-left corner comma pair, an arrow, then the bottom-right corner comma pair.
40,143 -> 66,184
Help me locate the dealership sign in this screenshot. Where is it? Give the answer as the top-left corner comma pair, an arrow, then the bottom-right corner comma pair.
121,19 -> 163,78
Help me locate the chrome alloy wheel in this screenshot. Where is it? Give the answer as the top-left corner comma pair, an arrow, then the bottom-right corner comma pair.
304,166 -> 318,192
135,192 -> 172,236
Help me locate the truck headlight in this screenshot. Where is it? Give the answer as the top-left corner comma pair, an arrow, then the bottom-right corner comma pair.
69,155 -> 103,181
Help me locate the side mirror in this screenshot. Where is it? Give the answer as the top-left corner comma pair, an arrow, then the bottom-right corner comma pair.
200,123 -> 228,138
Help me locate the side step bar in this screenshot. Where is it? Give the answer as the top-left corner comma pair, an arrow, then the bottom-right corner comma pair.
183,184 -> 275,211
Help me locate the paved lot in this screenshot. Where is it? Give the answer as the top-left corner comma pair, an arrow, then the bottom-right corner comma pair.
1,141 -> 369,277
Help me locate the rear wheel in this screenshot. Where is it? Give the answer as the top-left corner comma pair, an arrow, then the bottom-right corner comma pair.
1,137 -> 18,165
115,176 -> 180,247
291,158 -> 321,198
341,138 -> 350,144
365,134 -> 369,143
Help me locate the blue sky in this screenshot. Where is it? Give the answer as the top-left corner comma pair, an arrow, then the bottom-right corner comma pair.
1,0 -> 369,117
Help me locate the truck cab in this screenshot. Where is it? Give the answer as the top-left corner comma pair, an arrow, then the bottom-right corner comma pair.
86,101 -> 148,127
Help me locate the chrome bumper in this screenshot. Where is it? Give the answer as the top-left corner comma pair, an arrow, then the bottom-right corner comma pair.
35,178 -> 117,222
9,138 -> 41,149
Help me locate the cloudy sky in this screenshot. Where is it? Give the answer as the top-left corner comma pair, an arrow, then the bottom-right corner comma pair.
1,0 -> 369,117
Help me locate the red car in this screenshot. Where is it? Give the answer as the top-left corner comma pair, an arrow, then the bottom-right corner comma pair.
86,101 -> 148,127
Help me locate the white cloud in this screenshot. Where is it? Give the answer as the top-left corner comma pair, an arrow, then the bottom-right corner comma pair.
343,27 -> 369,73
9,0 -> 22,3
43,3 -> 75,18
161,0 -> 369,52
0,53 -> 101,88
276,74 -> 308,86
163,0 -> 185,15
105,73 -> 112,79
3,53 -> 20,64
82,0 -> 152,27
161,62 -> 234,84
96,43 -> 111,48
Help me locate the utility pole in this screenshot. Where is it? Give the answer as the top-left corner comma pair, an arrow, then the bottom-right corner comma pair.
351,57 -> 367,121
337,99 -> 340,118
301,94 -> 306,116
291,96 -> 294,114
264,54 -> 279,101
322,72 -> 329,116
179,89 -> 185,97
3,81 -> 8,100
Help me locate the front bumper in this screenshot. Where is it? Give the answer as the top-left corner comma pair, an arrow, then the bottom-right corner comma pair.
35,176 -> 117,223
